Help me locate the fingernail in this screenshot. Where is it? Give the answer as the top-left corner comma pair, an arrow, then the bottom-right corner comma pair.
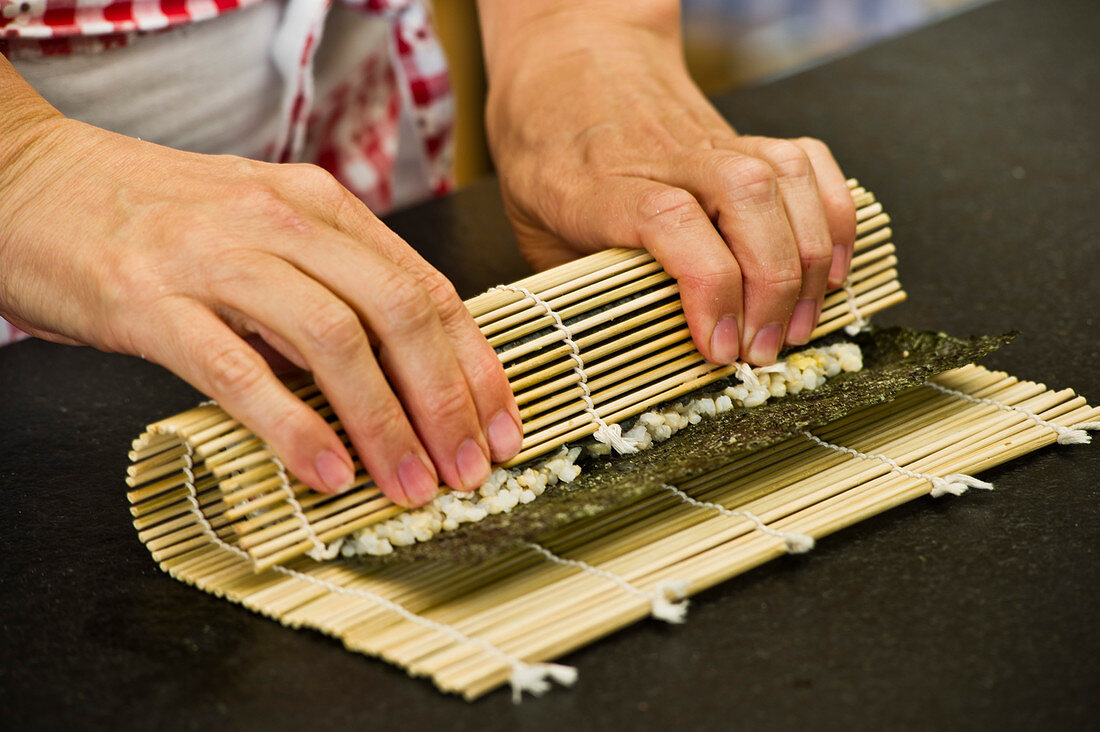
746,323 -> 783,365
487,410 -> 523,462
787,299 -> 817,345
456,438 -> 490,490
828,243 -> 849,286
397,452 -> 437,506
314,449 -> 354,493
709,316 -> 740,364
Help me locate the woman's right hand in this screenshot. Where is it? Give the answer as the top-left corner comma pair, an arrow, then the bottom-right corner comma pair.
0,71 -> 522,507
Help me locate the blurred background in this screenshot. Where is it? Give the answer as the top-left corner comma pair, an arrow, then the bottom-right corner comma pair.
433,0 -> 992,187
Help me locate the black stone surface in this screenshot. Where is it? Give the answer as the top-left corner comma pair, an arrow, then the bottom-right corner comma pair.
1,0 -> 1097,729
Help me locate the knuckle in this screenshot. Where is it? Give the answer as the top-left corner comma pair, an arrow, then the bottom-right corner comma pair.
289,163 -> 346,198
265,404 -> 311,447
418,272 -> 466,322
208,344 -> 268,397
426,379 -> 475,425
236,181 -> 310,232
715,157 -> 778,209
761,140 -> 813,178
796,230 -> 834,262
636,187 -> 701,231
800,247 -> 833,272
290,164 -> 362,225
302,300 -> 365,357
759,265 -> 803,293
355,399 -> 409,446
236,179 -> 283,208
795,136 -> 828,154
679,266 -> 742,294
379,274 -> 437,333
462,346 -> 509,391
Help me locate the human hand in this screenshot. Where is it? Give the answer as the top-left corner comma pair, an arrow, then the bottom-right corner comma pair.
0,84 -> 521,506
479,0 -> 857,366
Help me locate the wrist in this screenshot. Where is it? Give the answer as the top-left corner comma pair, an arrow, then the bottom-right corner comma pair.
0,66 -> 71,314
479,0 -> 683,84
0,61 -> 63,169
480,5 -> 687,148
0,115 -> 71,240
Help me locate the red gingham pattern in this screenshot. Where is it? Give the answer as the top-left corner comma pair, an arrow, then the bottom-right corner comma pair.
0,0 -> 454,347
2,321 -> 28,345
0,0 -> 260,53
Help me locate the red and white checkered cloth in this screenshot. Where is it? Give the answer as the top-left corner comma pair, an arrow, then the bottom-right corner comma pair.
1,320 -> 23,345
0,0 -> 455,347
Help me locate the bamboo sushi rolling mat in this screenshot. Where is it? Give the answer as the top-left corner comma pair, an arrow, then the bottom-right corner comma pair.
128,181 -> 901,571
123,183 -> 1099,701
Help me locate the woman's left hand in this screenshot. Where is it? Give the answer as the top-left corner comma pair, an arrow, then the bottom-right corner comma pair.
478,0 -> 856,367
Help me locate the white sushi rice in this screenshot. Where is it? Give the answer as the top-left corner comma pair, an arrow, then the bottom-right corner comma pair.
340,341 -> 864,557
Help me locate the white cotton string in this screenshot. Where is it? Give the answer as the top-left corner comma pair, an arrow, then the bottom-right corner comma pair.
263,566 -> 577,704
925,381 -> 1097,445
801,430 -> 993,498
173,432 -> 574,702
660,483 -> 815,554
491,285 -> 639,454
506,662 -> 580,703
179,440 -> 213,537
842,278 -> 870,336
270,454 -> 343,561
525,542 -> 690,624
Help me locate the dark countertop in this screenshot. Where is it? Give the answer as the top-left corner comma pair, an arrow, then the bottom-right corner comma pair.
1,0 -> 1097,729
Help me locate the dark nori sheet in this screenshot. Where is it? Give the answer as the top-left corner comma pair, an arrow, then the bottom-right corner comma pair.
368,327 -> 1014,564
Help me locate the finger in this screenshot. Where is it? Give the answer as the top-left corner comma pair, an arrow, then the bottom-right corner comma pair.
142,298 -> 357,497
657,152 -> 802,365
794,137 -> 857,289
392,264 -> 523,464
269,238 -> 494,494
207,254 -> 445,507
552,176 -> 745,364
270,164 -> 523,463
734,137 -> 832,346
242,332 -> 305,375
249,324 -> 309,372
214,305 -> 310,372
